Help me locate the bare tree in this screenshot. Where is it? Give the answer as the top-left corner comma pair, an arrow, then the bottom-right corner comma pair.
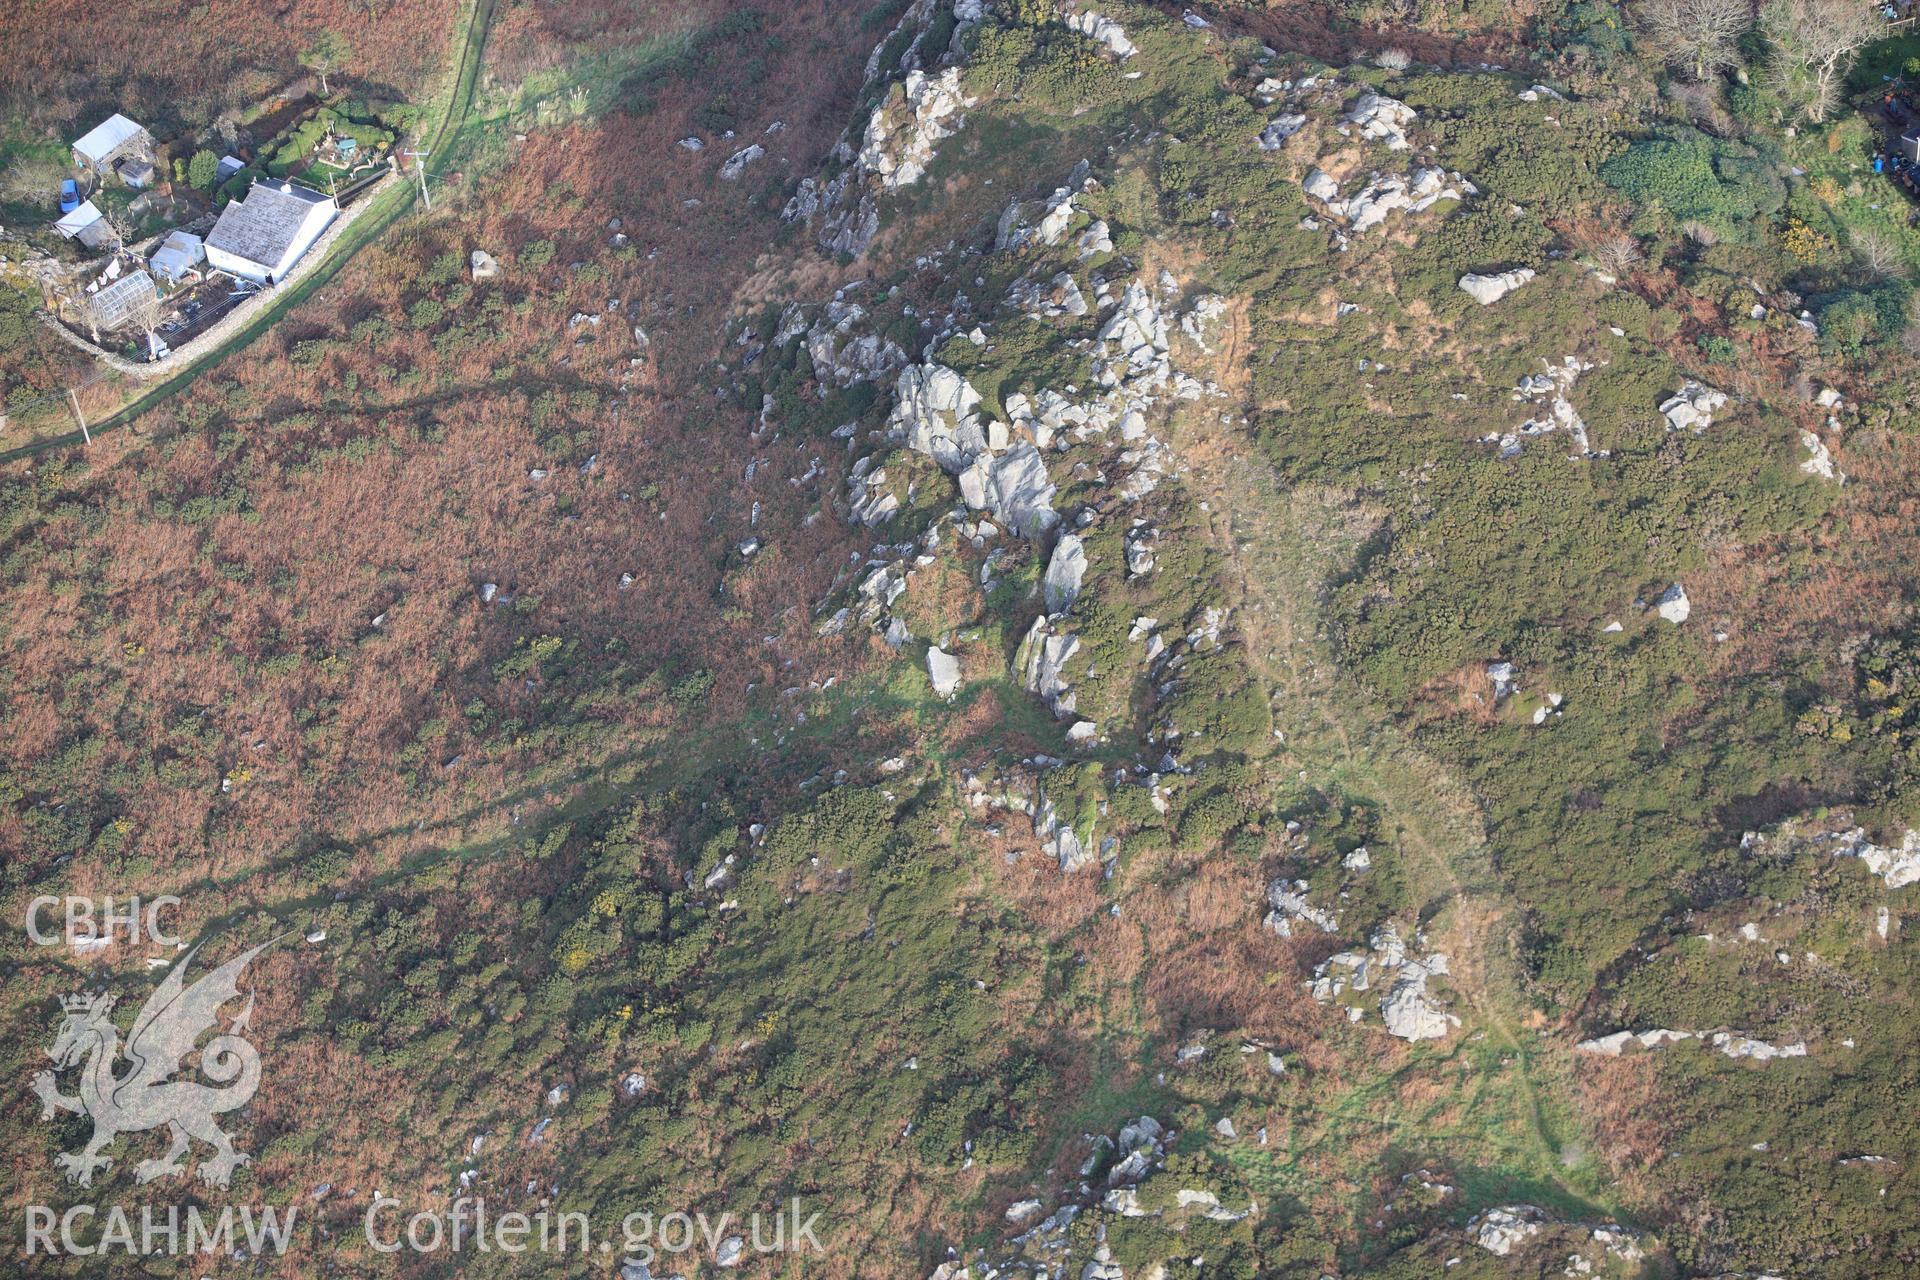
1664,79 -> 1738,134
1851,227 -> 1905,280
301,30 -> 351,97
1760,0 -> 1881,124
1637,0 -> 1753,81
1589,233 -> 1645,276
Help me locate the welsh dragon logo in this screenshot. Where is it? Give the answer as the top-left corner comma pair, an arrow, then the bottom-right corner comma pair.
33,937 -> 277,1188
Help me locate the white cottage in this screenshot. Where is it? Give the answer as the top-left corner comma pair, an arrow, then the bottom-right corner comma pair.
204,181 -> 336,284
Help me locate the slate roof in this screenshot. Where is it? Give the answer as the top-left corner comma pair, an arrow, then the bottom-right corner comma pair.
206,181 -> 332,272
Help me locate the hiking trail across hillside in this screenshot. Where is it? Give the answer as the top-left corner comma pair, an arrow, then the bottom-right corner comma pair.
1173,403 -> 1622,1224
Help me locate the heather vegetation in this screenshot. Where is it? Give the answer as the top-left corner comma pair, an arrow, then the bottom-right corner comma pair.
3,0 -> 1919,1276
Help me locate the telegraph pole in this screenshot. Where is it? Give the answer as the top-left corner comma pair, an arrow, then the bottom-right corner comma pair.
402,149 -> 432,210
68,388 -> 90,445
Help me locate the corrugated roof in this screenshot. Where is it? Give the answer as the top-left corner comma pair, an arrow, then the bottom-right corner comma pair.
205,181 -> 332,272
73,114 -> 146,163
54,199 -> 104,237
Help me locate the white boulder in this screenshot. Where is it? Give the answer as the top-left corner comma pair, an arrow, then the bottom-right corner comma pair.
1066,9 -> 1135,58
1655,583 -> 1690,624
1471,1205 -> 1546,1256
1459,267 -> 1536,305
1258,113 -> 1308,149
1341,90 -> 1417,149
1043,533 -> 1088,614
1832,827 -> 1920,889
927,646 -> 962,699
719,144 -> 763,180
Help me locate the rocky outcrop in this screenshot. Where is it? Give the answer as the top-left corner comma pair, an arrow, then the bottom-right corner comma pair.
1831,826 -> 1920,888
1577,1026 -> 1807,1061
1264,879 -> 1339,936
1659,380 -> 1728,432
783,291 -> 908,387
1471,1204 -> 1546,1256
995,161 -> 1093,252
1042,533 -> 1088,614
1576,1028 -> 1694,1055
1034,789 -> 1092,871
1712,1031 -> 1808,1061
1066,9 -> 1136,58
1017,615 -> 1080,718
1308,166 -> 1472,233
892,361 -> 988,474
858,67 -> 972,190
1486,356 -> 1598,459
1309,923 -> 1459,1041
1458,266 -> 1535,305
1340,89 -> 1417,150
1800,430 -> 1843,482
1094,281 -> 1172,390
1655,582 -> 1690,624
719,143 -> 763,180
958,442 -> 1060,538
1258,113 -> 1308,149
845,456 -> 903,526
1006,271 -> 1090,319
782,0 -> 985,257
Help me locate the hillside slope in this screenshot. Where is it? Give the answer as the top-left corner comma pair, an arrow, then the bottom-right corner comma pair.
4,1 -> 1918,1277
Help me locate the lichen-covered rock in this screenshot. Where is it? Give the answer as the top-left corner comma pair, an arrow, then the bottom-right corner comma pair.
1264,879 -> 1339,936
1312,166 -> 1469,233
1017,615 -> 1080,717
789,292 -> 907,387
1309,923 -> 1459,1041
1576,1028 -> 1694,1055
1094,281 -> 1172,390
1258,113 -> 1307,149
1711,1031 -> 1808,1061
1800,430 -> 1842,482
891,362 -> 987,473
1035,789 -> 1093,871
